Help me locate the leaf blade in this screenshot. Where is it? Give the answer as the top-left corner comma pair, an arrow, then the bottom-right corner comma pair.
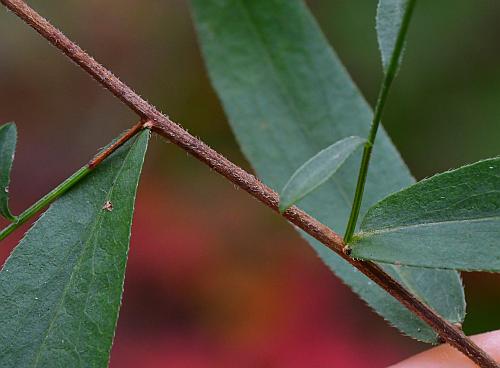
191,0 -> 465,342
0,130 -> 149,367
0,122 -> 17,221
279,136 -> 365,213
376,0 -> 409,72
351,157 -> 500,271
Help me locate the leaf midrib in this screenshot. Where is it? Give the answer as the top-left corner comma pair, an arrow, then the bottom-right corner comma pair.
359,215 -> 500,238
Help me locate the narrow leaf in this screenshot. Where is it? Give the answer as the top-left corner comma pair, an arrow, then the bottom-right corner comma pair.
351,157 -> 500,271
191,0 -> 464,342
279,136 -> 365,213
0,130 -> 149,367
0,122 -> 17,221
376,0 -> 409,72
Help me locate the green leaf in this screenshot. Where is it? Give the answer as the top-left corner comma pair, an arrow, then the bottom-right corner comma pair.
350,157 -> 500,271
279,136 -> 365,213
0,130 -> 149,367
0,122 -> 17,221
191,0 -> 464,342
376,0 -> 409,72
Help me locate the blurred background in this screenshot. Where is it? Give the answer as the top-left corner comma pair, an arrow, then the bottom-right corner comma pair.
0,0 -> 499,366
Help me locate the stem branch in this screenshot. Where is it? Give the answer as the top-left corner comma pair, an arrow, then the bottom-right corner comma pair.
0,1 -> 497,366
0,120 -> 145,241
0,167 -> 89,241
88,120 -> 146,169
344,0 -> 416,242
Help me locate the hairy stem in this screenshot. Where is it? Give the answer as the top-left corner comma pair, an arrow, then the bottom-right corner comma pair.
0,120 -> 145,241
0,1 -> 497,366
344,0 -> 417,242
89,120 -> 146,169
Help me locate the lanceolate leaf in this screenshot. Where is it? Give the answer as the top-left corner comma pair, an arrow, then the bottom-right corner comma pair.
191,0 -> 464,342
350,157 -> 500,271
0,130 -> 149,367
376,0 -> 409,72
0,122 -> 17,221
279,136 -> 365,213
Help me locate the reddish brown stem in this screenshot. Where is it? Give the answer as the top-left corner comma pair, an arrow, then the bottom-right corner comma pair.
1,0 -> 497,366
88,120 -> 147,169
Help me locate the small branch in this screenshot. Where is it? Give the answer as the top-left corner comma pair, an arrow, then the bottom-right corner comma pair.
0,120 -> 145,241
344,0 -> 416,242
0,166 -> 90,241
88,120 -> 146,169
0,1 -> 497,367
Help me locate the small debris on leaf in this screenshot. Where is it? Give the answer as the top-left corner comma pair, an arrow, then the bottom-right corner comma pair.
102,200 -> 113,212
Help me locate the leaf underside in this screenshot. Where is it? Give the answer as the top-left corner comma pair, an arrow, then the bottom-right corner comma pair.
190,0 -> 465,343
0,130 -> 149,367
279,136 -> 365,213
351,157 -> 500,271
0,122 -> 17,221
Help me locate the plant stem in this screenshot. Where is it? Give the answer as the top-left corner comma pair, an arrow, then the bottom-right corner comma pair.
1,1 -> 497,366
89,120 -> 146,169
344,0 -> 417,242
0,121 -> 146,241
0,166 -> 89,241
